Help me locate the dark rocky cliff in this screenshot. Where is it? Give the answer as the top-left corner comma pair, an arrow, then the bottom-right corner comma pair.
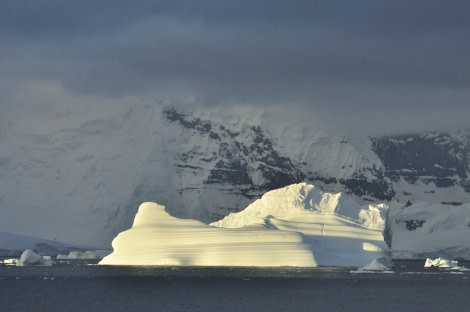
157,107 -> 469,222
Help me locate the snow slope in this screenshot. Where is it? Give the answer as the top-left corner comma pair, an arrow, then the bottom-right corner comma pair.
100,183 -> 390,267
388,201 -> 470,259
0,100 -> 163,247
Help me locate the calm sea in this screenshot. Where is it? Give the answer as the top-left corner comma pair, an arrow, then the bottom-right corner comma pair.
1,260 -> 469,312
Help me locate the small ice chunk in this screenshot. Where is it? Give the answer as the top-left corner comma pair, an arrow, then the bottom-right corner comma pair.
3,258 -> 18,266
17,249 -> 52,266
350,258 -> 393,273
359,258 -> 391,271
424,257 -> 459,268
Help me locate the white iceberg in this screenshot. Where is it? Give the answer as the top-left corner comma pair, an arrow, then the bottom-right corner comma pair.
100,184 -> 391,267
17,249 -> 52,266
424,257 -> 459,268
100,202 -> 316,266
424,258 -> 470,272
56,251 -> 100,260
212,183 -> 390,267
350,258 -> 393,273
2,258 -> 19,266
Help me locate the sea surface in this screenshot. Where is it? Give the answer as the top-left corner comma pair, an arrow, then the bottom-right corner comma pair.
1,260 -> 469,312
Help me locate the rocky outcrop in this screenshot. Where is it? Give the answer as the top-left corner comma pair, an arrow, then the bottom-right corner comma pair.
371,132 -> 470,205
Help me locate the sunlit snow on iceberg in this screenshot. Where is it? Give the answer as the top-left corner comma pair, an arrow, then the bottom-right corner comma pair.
100,202 -> 316,266
423,257 -> 470,271
100,183 -> 390,267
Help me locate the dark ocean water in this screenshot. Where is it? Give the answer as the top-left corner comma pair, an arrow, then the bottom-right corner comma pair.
1,260 -> 469,312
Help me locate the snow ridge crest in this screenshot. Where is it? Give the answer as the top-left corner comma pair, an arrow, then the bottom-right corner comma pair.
213,183 -> 387,230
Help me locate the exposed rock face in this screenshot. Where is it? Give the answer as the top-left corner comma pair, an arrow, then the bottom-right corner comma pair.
152,107 -> 469,224
371,132 -> 470,205
156,107 -> 382,221
154,107 -> 302,221
372,134 -> 468,183
165,107 -> 299,192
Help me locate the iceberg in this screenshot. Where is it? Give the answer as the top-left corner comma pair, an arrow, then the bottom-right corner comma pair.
423,257 -> 470,272
100,202 -> 316,266
212,183 -> 390,267
350,258 -> 393,273
2,258 -> 18,266
100,184 -> 390,267
56,251 -> 100,260
17,249 -> 52,266
359,258 -> 391,271
424,257 -> 459,268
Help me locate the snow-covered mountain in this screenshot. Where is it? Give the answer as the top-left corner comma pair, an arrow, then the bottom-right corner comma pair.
1,102 -> 469,254
371,133 -> 470,205
387,201 -> 470,259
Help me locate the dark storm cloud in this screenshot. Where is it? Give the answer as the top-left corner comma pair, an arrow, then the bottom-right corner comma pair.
4,0 -> 468,37
1,0 -> 470,134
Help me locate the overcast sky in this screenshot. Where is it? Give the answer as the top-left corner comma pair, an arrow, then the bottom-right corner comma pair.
1,0 -> 469,135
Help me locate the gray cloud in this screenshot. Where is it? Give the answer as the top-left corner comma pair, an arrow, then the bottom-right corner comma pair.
1,0 -> 469,134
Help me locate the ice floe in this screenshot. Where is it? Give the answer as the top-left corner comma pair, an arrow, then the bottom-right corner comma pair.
424,257 -> 470,271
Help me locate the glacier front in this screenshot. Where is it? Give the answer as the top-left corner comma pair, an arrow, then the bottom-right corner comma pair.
100,183 -> 390,267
